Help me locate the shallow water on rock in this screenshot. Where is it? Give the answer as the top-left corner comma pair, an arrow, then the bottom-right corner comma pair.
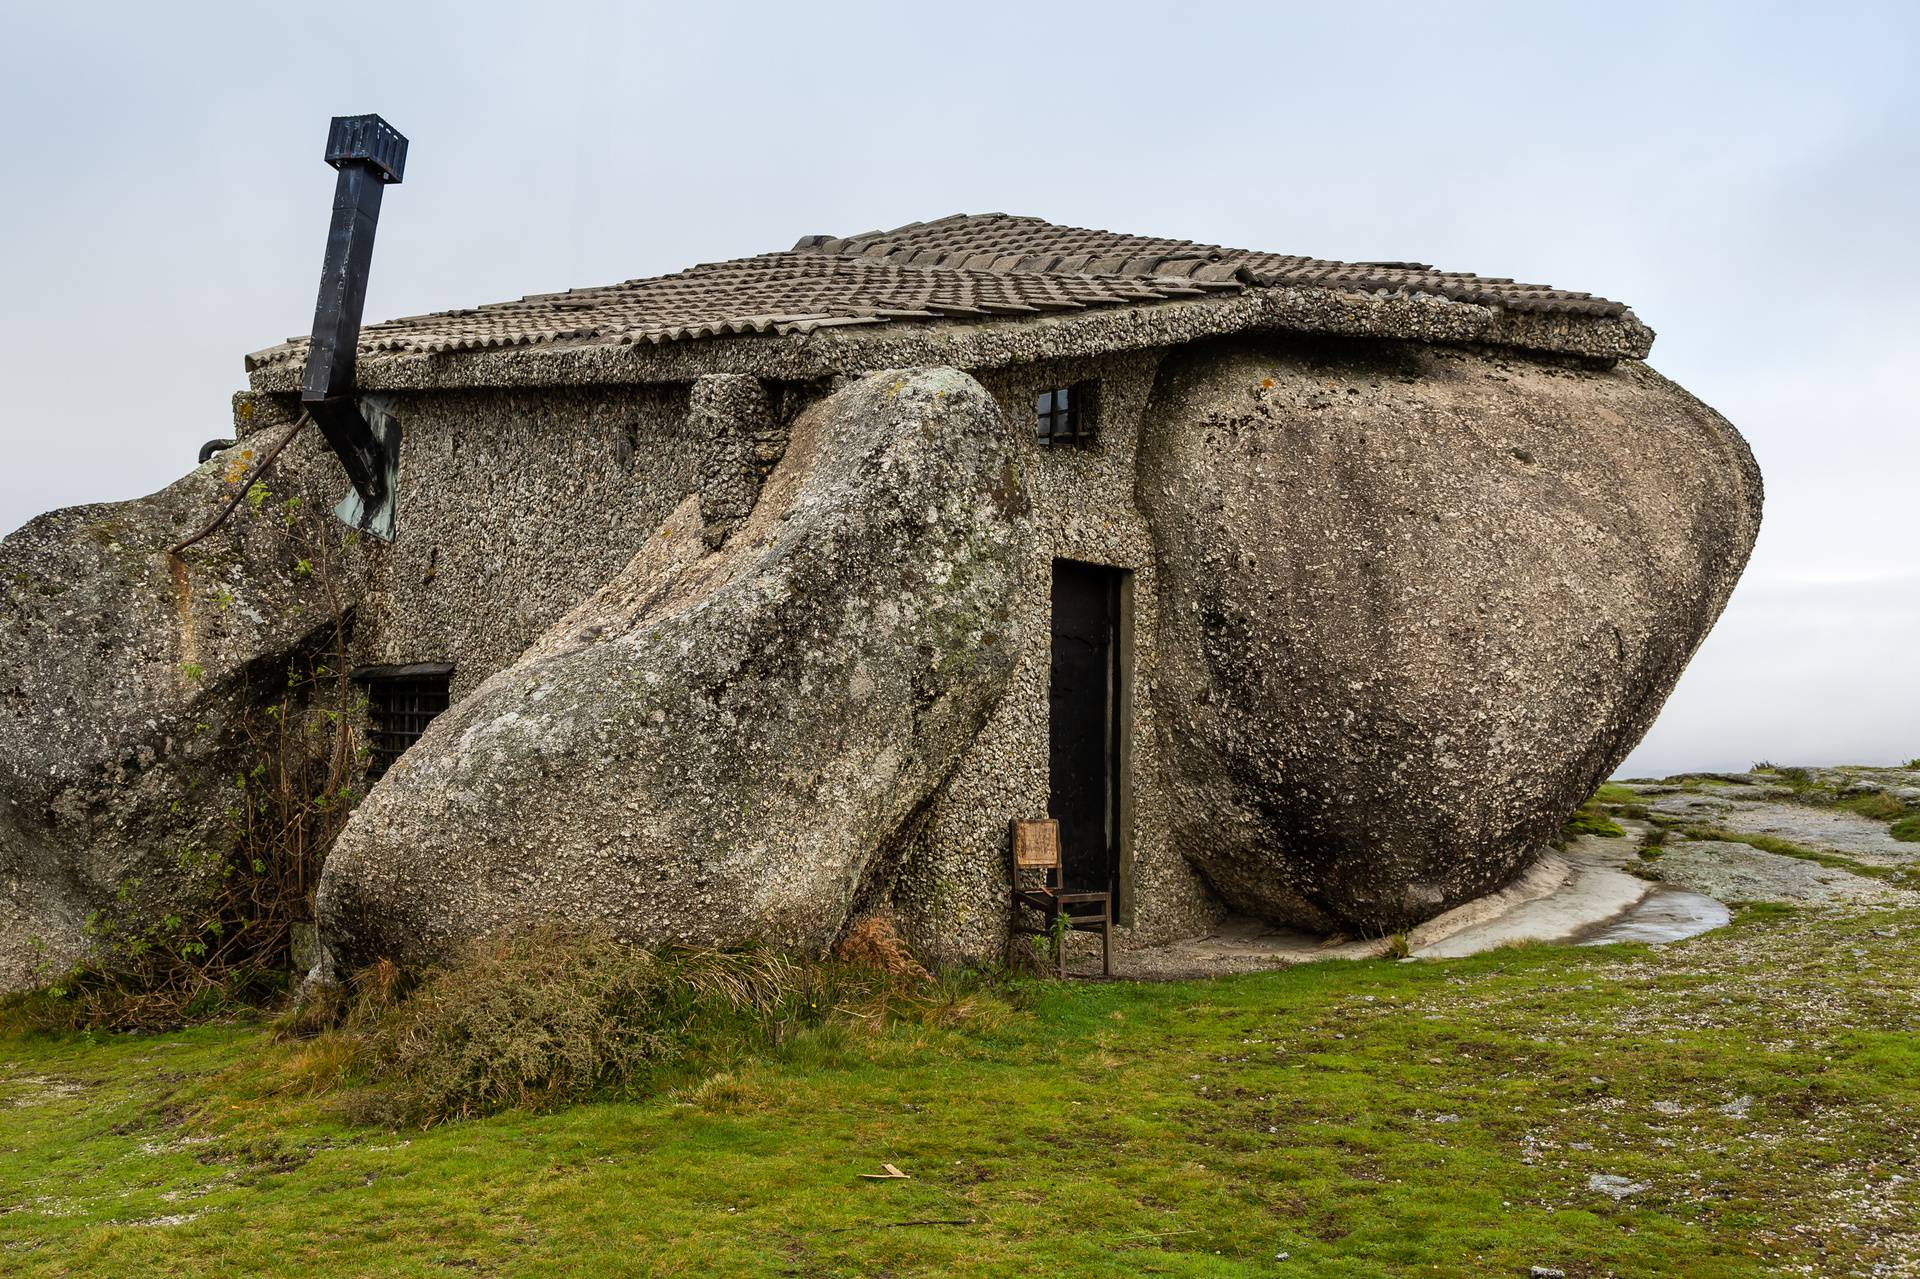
1577,887 -> 1731,946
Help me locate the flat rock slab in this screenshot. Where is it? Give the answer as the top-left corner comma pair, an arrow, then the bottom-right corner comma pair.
1411,842 -> 1652,959
1629,792 -> 1919,867
1066,920 -> 1386,981
1793,766 -> 1920,804
1652,840 -> 1910,906
1072,836 -> 1683,978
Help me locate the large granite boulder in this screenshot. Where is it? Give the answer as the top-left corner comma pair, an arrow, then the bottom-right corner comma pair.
313,367 -> 1026,972
0,422 -> 352,989
1137,338 -> 1761,933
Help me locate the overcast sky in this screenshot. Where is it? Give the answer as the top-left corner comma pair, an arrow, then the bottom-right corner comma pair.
1,2 -> 1913,777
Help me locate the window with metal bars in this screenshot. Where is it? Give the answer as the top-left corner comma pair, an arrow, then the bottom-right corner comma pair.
353,663 -> 453,779
1034,381 -> 1097,447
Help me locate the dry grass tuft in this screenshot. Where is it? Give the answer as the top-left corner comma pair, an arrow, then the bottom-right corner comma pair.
297,922 -> 1006,1127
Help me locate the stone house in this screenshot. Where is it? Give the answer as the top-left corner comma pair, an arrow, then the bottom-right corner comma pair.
0,213 -> 1761,986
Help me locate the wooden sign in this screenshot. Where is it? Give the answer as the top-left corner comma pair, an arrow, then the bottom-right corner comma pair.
1010,818 -> 1060,869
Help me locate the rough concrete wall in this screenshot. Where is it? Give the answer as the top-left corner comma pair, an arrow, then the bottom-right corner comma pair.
339,383 -> 688,697
6,328 -> 1754,989
268,359 -> 1221,970
891,350 -> 1225,966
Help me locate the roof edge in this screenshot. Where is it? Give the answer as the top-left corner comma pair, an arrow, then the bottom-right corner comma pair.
244,284 -> 1653,396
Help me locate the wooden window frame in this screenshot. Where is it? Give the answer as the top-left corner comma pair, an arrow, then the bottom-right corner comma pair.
1034,381 -> 1098,448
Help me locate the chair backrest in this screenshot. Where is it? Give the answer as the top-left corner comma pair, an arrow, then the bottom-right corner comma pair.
1010,818 -> 1060,892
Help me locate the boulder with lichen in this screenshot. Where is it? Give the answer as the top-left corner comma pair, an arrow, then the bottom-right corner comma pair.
310,367 -> 1028,974
0,424 -> 353,988
1136,337 -> 1762,932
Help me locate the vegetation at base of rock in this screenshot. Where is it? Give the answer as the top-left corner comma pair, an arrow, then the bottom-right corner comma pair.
1560,782 -> 1652,844
5,652 -> 358,1035
1892,815 -> 1920,842
274,924 -> 993,1128
1589,782 -> 1640,806
1839,791 -> 1908,822
1561,807 -> 1625,840
3,903 -> 1914,1277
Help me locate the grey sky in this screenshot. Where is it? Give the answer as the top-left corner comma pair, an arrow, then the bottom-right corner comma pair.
2,1 -> 1913,777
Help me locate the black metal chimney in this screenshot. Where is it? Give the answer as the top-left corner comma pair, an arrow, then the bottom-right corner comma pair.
302,114 -> 408,539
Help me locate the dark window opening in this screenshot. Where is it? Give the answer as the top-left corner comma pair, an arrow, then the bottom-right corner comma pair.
352,663 -> 453,779
1035,381 -> 1098,447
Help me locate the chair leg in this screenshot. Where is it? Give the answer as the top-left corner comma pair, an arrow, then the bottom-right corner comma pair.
1101,904 -> 1112,978
1054,909 -> 1066,979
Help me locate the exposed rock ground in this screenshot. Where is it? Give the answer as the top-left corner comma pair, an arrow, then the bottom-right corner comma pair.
1069,763 -> 1920,979
1650,839 -> 1907,906
1629,788 -> 1917,866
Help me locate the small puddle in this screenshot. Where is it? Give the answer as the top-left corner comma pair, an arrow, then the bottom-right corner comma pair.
1577,887 -> 1730,946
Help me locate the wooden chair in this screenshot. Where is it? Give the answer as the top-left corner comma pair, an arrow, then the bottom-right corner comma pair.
1009,819 -> 1112,978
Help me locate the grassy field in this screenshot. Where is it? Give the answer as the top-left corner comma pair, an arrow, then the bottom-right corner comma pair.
3,900 -> 1916,1278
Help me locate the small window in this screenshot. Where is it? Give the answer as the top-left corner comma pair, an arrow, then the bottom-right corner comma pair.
1035,381 -> 1098,447
352,663 -> 454,779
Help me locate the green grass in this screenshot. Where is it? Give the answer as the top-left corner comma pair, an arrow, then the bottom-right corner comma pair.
1562,809 -> 1625,839
1839,792 -> 1908,823
4,906 -> 1918,1278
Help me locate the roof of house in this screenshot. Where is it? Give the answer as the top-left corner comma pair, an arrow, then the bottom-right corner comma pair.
245,213 -> 1650,386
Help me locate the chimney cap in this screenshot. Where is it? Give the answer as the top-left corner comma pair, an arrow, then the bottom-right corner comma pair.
324,114 -> 408,184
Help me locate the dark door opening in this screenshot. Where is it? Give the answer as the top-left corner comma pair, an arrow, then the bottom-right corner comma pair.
1049,560 -> 1125,895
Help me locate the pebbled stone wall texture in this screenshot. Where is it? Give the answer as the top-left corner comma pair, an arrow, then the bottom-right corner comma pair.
2,322 -> 1762,987
890,350 -> 1222,966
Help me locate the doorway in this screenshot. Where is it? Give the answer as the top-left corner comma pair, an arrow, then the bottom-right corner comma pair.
1048,559 -> 1128,897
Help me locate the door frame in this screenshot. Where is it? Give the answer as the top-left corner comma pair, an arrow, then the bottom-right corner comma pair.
1048,558 -> 1135,923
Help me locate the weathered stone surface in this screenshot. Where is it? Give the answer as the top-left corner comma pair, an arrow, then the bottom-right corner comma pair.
1136,338 -> 1762,932
1623,789 -> 1920,867
1651,840 -> 1907,906
313,368 -> 1026,971
0,425 -> 350,989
